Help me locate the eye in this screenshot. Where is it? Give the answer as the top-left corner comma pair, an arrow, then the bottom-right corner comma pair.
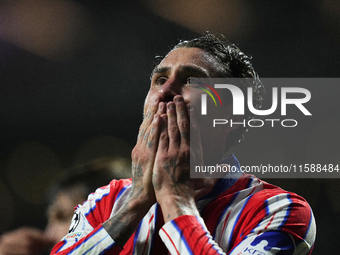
186,77 -> 196,86
156,77 -> 167,86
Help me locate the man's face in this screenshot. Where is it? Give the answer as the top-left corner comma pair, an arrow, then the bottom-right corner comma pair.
145,47 -> 234,163
145,47 -> 223,115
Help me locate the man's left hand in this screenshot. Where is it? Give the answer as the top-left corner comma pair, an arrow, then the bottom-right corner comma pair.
152,95 -> 216,222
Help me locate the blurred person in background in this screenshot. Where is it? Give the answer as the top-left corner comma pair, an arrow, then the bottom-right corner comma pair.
0,157 -> 131,255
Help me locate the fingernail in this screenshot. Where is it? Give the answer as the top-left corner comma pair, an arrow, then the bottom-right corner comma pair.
168,103 -> 175,110
174,96 -> 182,103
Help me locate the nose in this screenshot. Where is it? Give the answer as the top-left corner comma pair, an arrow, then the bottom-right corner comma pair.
158,77 -> 183,103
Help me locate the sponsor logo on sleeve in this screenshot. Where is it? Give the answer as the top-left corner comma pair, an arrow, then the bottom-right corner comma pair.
64,231 -> 83,240
243,231 -> 294,255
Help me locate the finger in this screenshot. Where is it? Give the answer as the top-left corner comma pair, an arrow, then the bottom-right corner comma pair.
143,113 -> 161,152
187,103 -> 200,147
174,96 -> 189,144
158,114 -> 169,152
132,113 -> 162,176
157,102 -> 166,116
167,102 -> 179,148
140,102 -> 163,147
187,103 -> 204,171
145,101 -> 164,147
144,98 -> 159,122
137,99 -> 160,142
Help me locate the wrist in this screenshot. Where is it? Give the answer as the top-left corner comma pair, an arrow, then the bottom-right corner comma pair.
103,195 -> 154,246
128,194 -> 155,215
158,194 -> 199,223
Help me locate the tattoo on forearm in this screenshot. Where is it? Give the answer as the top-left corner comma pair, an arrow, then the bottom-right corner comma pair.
103,206 -> 138,247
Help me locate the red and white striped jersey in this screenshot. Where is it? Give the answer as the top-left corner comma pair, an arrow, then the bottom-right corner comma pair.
51,155 -> 316,255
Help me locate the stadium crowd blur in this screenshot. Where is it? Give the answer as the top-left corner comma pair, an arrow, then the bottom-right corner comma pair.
0,0 -> 340,254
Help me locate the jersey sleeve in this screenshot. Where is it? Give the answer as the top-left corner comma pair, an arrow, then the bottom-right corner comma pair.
50,223 -> 122,255
159,215 -> 226,255
227,192 -> 316,255
159,192 -> 316,255
50,179 -> 132,255
159,216 -> 298,255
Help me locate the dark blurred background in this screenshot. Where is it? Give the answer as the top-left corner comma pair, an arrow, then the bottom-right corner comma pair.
0,0 -> 339,253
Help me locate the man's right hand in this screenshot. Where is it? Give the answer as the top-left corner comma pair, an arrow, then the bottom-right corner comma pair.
130,99 -> 165,205
102,99 -> 164,247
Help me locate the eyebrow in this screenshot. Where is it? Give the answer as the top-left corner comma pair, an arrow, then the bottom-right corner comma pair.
151,66 -> 170,76
151,65 -> 210,78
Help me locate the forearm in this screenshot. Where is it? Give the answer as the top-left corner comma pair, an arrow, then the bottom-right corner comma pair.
158,194 -> 199,223
102,196 -> 153,246
51,199 -> 152,255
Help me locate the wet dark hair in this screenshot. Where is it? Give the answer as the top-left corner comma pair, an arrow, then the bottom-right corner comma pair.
154,32 -> 265,152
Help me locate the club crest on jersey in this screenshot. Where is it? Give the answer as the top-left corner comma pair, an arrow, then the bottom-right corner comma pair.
68,210 -> 81,233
